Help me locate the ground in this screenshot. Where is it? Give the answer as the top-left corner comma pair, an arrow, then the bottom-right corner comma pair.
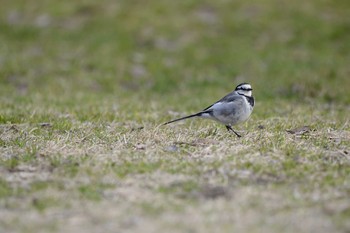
0,0 -> 349,233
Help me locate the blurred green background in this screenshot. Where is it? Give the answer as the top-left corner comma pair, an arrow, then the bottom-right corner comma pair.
0,0 -> 349,123
0,2 -> 349,232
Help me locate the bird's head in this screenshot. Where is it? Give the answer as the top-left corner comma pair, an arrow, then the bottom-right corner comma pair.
235,83 -> 253,97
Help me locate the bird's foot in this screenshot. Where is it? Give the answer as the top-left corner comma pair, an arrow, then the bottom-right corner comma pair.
225,125 -> 242,137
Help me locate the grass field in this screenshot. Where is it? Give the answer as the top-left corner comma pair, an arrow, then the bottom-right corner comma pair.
0,0 -> 349,232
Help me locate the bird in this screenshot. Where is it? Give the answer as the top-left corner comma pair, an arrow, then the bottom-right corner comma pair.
163,83 -> 254,137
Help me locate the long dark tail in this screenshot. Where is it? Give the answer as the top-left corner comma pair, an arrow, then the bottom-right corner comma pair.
163,112 -> 202,125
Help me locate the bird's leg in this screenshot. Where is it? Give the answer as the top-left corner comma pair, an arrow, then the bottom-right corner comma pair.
225,125 -> 242,137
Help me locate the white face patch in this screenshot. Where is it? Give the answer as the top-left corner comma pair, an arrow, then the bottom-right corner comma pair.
239,84 -> 252,90
239,90 -> 252,97
235,83 -> 253,97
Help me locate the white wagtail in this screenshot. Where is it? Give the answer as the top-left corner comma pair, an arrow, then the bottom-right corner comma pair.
163,83 -> 254,137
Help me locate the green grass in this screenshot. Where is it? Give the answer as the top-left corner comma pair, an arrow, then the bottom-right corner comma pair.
0,0 -> 349,233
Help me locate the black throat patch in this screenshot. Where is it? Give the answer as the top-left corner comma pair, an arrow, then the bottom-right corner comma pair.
246,96 -> 255,107
239,93 -> 255,107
